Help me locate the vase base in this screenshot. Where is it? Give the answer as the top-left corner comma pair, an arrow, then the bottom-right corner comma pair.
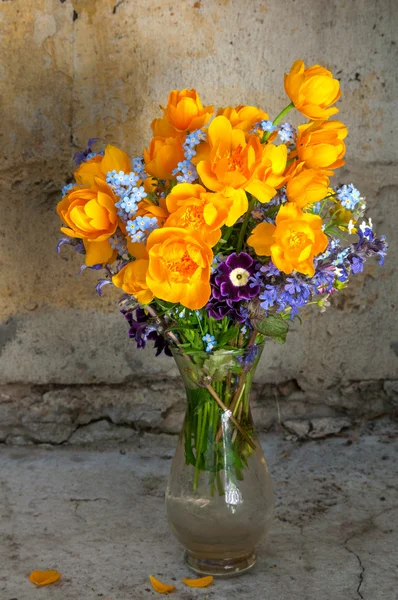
185,550 -> 256,577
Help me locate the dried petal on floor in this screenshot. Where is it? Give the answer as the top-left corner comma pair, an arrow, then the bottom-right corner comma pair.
149,575 -> 176,593
29,570 -> 61,586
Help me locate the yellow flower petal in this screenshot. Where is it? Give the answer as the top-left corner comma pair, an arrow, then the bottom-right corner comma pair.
181,575 -> 214,588
29,570 -> 61,586
149,575 -> 176,594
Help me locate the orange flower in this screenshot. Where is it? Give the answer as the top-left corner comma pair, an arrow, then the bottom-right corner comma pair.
146,227 -> 212,309
284,60 -> 341,120
57,178 -> 119,266
135,197 -> 169,226
149,575 -> 176,594
247,202 -> 328,277
296,120 -> 347,172
247,143 -> 288,204
217,105 -> 268,135
144,136 -> 184,180
196,116 -> 262,196
151,115 -> 179,138
163,89 -> 213,132
74,144 -> 131,188
286,163 -> 330,208
112,260 -> 154,304
29,570 -> 61,586
165,183 -> 232,246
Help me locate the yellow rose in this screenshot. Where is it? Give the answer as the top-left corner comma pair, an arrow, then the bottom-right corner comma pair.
284,60 -> 341,120
247,203 -> 328,277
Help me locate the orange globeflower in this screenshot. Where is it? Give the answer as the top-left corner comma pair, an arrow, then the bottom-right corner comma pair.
146,227 -> 212,310
143,136 -> 184,180
165,183 -> 233,246
151,115 -> 179,138
286,163 -> 330,208
163,89 -> 213,132
135,197 -> 169,226
247,143 -> 288,204
196,115 -> 262,198
57,178 -> 118,265
217,105 -> 269,135
284,60 -> 341,120
296,120 -> 347,172
247,203 -> 328,277
74,144 -> 131,188
112,260 -> 154,304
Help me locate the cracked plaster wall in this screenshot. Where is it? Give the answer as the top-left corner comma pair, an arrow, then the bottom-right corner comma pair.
0,0 -> 397,439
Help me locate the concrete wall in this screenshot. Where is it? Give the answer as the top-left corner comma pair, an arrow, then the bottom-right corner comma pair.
0,0 -> 397,443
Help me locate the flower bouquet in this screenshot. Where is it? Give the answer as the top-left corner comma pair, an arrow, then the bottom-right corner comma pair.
56,60 -> 387,575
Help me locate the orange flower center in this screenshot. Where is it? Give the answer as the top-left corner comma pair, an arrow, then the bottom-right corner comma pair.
227,145 -> 244,172
164,251 -> 197,282
180,205 -> 203,229
288,231 -> 308,249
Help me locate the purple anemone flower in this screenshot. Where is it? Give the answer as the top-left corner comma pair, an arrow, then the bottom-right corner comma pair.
214,252 -> 260,301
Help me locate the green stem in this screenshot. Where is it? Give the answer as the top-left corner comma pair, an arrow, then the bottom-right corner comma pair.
261,101 -> 294,143
193,404 -> 207,491
236,195 -> 256,254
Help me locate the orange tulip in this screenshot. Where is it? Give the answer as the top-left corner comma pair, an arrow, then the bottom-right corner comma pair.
196,116 -> 262,195
217,105 -> 268,135
146,227 -> 212,309
165,183 -> 232,246
74,144 -> 131,188
286,163 -> 330,208
57,178 -> 119,266
112,260 -> 154,304
247,202 -> 328,277
296,120 -> 347,172
284,60 -> 341,120
144,136 -> 184,180
163,88 -> 213,132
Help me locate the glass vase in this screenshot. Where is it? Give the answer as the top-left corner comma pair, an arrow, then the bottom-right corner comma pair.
165,343 -> 274,577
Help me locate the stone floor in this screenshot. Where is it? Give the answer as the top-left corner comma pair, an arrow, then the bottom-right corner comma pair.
0,419 -> 397,600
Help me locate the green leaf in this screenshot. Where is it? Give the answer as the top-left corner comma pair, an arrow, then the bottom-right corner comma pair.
251,313 -> 289,344
217,327 -> 239,347
203,350 -> 239,382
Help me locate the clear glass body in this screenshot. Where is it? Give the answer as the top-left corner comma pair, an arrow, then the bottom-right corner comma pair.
165,344 -> 274,576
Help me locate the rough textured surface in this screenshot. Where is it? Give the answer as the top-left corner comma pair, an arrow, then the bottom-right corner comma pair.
0,420 -> 397,599
0,0 -> 397,424
0,379 -> 396,445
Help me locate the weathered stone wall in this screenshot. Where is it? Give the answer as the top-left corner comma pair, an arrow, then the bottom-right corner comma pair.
0,0 -> 397,442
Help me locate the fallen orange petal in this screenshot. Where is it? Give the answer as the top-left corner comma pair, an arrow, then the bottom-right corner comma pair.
29,570 -> 61,586
149,575 -> 175,594
181,575 -> 214,588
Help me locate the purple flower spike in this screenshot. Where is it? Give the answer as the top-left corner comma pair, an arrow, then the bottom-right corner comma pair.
214,252 -> 260,301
